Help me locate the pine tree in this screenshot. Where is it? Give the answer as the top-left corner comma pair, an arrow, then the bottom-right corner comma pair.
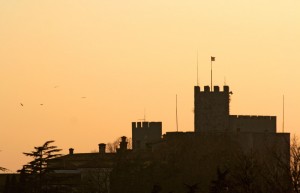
19,140 -> 62,193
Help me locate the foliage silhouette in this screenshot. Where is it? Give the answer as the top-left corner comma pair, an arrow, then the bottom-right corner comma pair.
18,140 -> 62,193
184,183 -> 199,193
210,167 -> 230,193
106,137 -> 132,153
0,150 -> 8,172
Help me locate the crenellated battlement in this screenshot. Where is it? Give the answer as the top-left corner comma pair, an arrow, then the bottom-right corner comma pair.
132,121 -> 162,150
230,115 -> 276,120
194,84 -> 278,133
194,85 -> 229,93
194,85 -> 230,132
229,115 -> 276,133
132,122 -> 162,129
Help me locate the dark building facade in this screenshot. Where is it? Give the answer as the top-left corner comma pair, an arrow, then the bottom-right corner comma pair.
194,85 -> 276,133
46,136 -> 131,193
29,84 -> 290,193
132,121 -> 162,150
194,85 -> 230,132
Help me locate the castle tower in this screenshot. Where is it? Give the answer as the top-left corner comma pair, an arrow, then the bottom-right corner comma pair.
132,122 -> 162,150
194,85 -> 230,132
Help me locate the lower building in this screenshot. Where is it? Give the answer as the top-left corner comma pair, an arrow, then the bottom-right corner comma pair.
45,129 -> 291,193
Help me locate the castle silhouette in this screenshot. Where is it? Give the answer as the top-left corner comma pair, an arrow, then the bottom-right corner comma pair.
0,84 -> 290,193
44,84 -> 290,193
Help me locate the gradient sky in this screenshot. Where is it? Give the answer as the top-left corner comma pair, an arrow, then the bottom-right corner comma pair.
1,0 -> 300,172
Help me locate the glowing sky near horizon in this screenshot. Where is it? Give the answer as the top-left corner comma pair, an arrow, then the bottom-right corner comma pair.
0,0 -> 300,172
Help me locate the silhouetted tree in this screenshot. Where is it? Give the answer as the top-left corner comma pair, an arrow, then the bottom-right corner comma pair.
82,168 -> 112,193
18,140 -> 62,193
184,183 -> 199,193
230,150 -> 260,193
258,135 -> 292,193
210,167 -> 230,193
0,166 -> 7,172
291,135 -> 300,193
106,137 -> 132,153
0,150 -> 8,172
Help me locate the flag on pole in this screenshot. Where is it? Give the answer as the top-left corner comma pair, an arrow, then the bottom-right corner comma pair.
211,56 -> 215,61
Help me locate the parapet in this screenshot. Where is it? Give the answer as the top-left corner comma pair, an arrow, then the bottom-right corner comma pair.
223,86 -> 229,92
204,86 -> 210,92
194,85 -> 230,93
229,115 -> 276,133
230,115 -> 276,120
214,86 -> 220,92
132,122 -> 162,129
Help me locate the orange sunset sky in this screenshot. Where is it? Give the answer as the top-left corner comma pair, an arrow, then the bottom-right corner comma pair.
0,0 -> 300,172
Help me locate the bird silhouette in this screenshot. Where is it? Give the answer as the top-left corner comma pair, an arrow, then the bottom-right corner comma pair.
20,103 -> 23,106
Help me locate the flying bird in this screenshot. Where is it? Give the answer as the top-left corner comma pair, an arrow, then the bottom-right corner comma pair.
20,103 -> 23,106
81,97 -> 87,99
40,104 -> 43,106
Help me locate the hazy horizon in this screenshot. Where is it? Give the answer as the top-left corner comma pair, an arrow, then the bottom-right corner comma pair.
1,0 -> 300,172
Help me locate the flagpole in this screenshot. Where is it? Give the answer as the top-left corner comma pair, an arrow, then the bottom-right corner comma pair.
197,50 -> 199,86
283,95 -> 285,133
211,58 -> 212,90
176,94 -> 178,132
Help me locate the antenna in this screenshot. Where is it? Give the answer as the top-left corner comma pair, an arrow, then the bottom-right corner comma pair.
210,56 -> 215,90
211,59 -> 212,89
138,108 -> 146,122
176,94 -> 179,132
224,77 -> 227,86
282,95 -> 284,133
197,50 -> 199,86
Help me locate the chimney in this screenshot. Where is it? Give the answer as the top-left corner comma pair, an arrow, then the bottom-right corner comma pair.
69,148 -> 74,155
98,143 -> 106,154
119,136 -> 128,151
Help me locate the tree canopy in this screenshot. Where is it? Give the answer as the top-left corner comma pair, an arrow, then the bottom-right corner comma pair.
18,140 -> 62,193
20,140 -> 61,175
